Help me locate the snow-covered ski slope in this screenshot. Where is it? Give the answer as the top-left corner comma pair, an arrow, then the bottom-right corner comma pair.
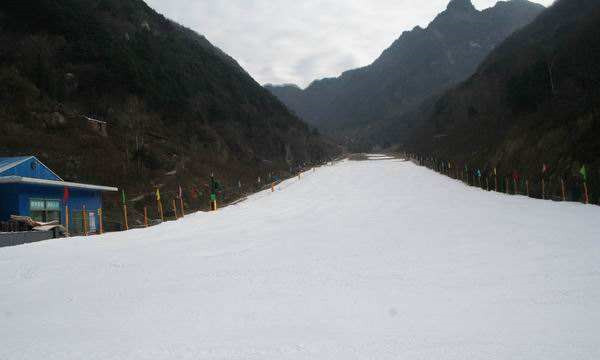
2,156 -> 600,359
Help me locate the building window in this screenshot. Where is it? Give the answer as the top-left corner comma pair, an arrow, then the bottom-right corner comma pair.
30,199 -> 61,223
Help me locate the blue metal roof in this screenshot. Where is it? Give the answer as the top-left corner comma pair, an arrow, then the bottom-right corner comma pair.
0,157 -> 34,175
0,156 -> 117,192
0,156 -> 63,180
0,176 -> 118,192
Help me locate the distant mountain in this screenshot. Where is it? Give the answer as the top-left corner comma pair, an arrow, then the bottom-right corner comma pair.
266,0 -> 544,148
0,0 -> 339,219
403,0 -> 600,196
262,84 -> 305,121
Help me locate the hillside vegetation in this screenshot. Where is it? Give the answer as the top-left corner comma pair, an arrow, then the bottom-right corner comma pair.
0,0 -> 339,224
402,0 -> 600,202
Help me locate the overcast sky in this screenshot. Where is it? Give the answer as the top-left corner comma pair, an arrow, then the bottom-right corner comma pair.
145,0 -> 553,88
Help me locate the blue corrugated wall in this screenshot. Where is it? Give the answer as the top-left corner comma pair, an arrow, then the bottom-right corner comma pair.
0,184 -> 19,221
0,184 -> 103,227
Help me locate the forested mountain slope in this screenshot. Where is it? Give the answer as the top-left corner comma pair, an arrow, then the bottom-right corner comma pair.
401,0 -> 600,200
0,0 -> 339,218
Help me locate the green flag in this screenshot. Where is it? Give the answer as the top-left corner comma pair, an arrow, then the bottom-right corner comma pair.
121,189 -> 126,205
580,165 -> 587,182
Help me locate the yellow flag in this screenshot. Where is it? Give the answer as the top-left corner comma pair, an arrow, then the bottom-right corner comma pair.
156,188 -> 161,201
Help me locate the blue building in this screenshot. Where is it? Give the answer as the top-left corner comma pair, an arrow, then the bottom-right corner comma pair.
0,156 -> 118,233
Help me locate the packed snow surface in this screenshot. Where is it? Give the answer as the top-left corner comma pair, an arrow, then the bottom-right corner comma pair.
2,157 -> 600,359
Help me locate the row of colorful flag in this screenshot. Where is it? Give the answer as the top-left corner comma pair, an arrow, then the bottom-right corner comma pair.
112,164 -> 314,229
404,153 -> 593,205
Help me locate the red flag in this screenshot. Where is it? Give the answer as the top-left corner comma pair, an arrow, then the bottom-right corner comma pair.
512,171 -> 519,181
63,187 -> 69,203
178,185 -> 183,199
542,164 -> 548,173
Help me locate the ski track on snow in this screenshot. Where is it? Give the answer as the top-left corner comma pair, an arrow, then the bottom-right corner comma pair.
1,156 -> 599,359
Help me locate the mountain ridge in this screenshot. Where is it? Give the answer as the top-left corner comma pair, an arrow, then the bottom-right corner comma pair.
266,0 -> 545,148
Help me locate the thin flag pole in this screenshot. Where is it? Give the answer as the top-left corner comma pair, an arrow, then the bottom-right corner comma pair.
495,173 -> 498,192
542,179 -> 546,200
83,205 -> 88,236
172,199 -> 178,219
144,207 -> 149,227
98,208 -> 104,234
179,186 -> 185,217
542,164 -> 547,200
156,188 -> 164,222
65,204 -> 70,237
63,187 -> 70,237
121,190 -> 129,231
581,165 -> 589,204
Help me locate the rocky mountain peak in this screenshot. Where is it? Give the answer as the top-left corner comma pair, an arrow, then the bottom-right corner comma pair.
446,0 -> 477,13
